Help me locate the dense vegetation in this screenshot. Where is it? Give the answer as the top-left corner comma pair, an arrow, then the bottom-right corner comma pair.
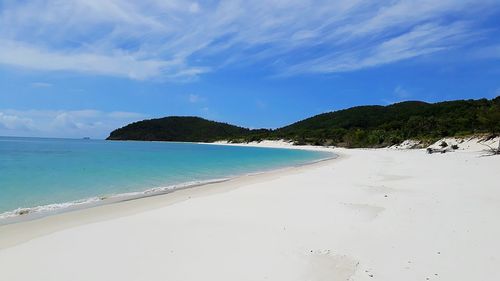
107,116 -> 252,142
108,97 -> 500,147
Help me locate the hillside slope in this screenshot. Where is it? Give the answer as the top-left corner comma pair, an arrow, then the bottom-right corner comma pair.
107,116 -> 252,142
272,98 -> 500,147
107,97 -> 500,147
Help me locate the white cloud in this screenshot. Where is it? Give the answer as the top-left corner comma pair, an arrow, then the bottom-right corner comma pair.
333,0 -> 472,39
188,94 -> 206,103
0,109 -> 146,138
0,40 -> 173,80
284,22 -> 475,75
394,86 -> 411,99
188,3 -> 200,13
31,82 -> 52,88
0,112 -> 34,131
0,0 -> 496,80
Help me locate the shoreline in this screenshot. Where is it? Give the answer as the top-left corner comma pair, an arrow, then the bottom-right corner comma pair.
0,141 -> 336,226
0,144 -> 339,250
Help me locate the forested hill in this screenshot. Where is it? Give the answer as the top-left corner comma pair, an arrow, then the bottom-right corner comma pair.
107,116 -> 252,142
273,97 -> 500,147
107,97 -> 500,147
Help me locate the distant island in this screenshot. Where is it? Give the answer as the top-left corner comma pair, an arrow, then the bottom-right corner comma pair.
107,97 -> 500,148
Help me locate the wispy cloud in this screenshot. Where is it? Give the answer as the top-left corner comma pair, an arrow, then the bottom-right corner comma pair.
0,40 -> 176,80
31,82 -> 52,88
0,0 -> 497,80
0,109 -> 145,138
188,94 -> 206,103
394,85 -> 411,99
283,22 -> 475,75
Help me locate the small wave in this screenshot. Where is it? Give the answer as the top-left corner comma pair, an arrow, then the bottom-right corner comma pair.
0,178 -> 230,222
0,197 -> 102,220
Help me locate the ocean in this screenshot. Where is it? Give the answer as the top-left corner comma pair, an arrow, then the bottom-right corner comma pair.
0,137 -> 333,220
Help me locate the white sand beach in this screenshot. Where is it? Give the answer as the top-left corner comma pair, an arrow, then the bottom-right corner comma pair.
0,141 -> 499,281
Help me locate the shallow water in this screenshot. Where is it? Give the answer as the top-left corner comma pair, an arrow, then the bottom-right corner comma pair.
0,137 -> 332,218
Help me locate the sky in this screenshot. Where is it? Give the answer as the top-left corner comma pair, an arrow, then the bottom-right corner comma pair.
1,0 -> 500,138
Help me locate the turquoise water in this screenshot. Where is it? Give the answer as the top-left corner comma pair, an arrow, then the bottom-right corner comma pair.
0,137 -> 332,218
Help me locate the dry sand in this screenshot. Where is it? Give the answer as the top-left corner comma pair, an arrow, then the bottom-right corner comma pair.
0,141 -> 499,281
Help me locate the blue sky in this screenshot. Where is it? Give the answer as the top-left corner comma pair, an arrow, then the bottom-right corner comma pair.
1,0 -> 500,138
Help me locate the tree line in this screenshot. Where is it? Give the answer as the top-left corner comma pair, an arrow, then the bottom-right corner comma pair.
108,97 -> 500,148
